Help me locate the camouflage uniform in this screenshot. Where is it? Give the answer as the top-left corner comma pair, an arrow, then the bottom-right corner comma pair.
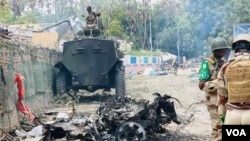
199,37 -> 229,141
200,56 -> 225,141
85,6 -> 98,29
217,34 -> 250,125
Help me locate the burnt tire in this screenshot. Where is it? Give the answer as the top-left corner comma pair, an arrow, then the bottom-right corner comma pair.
56,71 -> 67,95
115,63 -> 126,100
115,122 -> 146,141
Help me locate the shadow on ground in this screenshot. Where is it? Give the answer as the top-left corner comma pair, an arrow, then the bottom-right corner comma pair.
78,92 -> 114,103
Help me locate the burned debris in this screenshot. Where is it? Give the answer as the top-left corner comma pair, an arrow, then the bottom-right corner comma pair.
95,92 -> 182,140
0,92 -> 182,141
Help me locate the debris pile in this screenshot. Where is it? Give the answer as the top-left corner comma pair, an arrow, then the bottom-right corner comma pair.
0,92 -> 182,141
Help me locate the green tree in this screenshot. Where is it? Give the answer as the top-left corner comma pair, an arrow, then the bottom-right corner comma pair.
0,1 -> 12,23
12,12 -> 38,24
106,20 -> 124,38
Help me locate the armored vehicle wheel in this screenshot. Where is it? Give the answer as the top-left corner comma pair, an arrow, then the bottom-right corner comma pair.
115,63 -> 126,100
56,71 -> 67,95
115,122 -> 146,141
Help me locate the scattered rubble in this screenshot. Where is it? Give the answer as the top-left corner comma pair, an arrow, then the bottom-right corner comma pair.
0,92 -> 191,141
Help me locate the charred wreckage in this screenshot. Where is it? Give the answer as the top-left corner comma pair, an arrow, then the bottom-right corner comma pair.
46,92 -> 180,141
1,92 -> 182,141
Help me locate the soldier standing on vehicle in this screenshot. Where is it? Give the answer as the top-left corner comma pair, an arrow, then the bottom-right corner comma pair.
217,34 -> 250,125
85,6 -> 98,28
198,37 -> 229,141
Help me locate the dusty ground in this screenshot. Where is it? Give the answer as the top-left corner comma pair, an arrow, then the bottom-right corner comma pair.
48,69 -> 212,141
124,69 -> 212,141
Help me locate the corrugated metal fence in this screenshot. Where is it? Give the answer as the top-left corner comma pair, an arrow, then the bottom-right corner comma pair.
0,39 -> 61,131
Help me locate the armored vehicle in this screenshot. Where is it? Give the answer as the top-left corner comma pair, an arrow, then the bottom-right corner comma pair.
54,18 -> 126,99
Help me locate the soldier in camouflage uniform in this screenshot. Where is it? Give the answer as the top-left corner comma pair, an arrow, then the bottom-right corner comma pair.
217,34 -> 250,125
198,37 -> 229,141
85,6 -> 98,29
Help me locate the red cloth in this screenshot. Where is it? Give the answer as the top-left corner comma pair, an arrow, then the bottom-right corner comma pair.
14,73 -> 35,121
14,73 -> 25,100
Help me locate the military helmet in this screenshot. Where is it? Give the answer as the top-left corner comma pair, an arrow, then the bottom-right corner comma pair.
232,34 -> 250,50
87,6 -> 92,11
211,37 -> 229,52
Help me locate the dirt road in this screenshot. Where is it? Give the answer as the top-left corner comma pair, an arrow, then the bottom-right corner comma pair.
50,69 -> 212,141
124,69 -> 212,140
